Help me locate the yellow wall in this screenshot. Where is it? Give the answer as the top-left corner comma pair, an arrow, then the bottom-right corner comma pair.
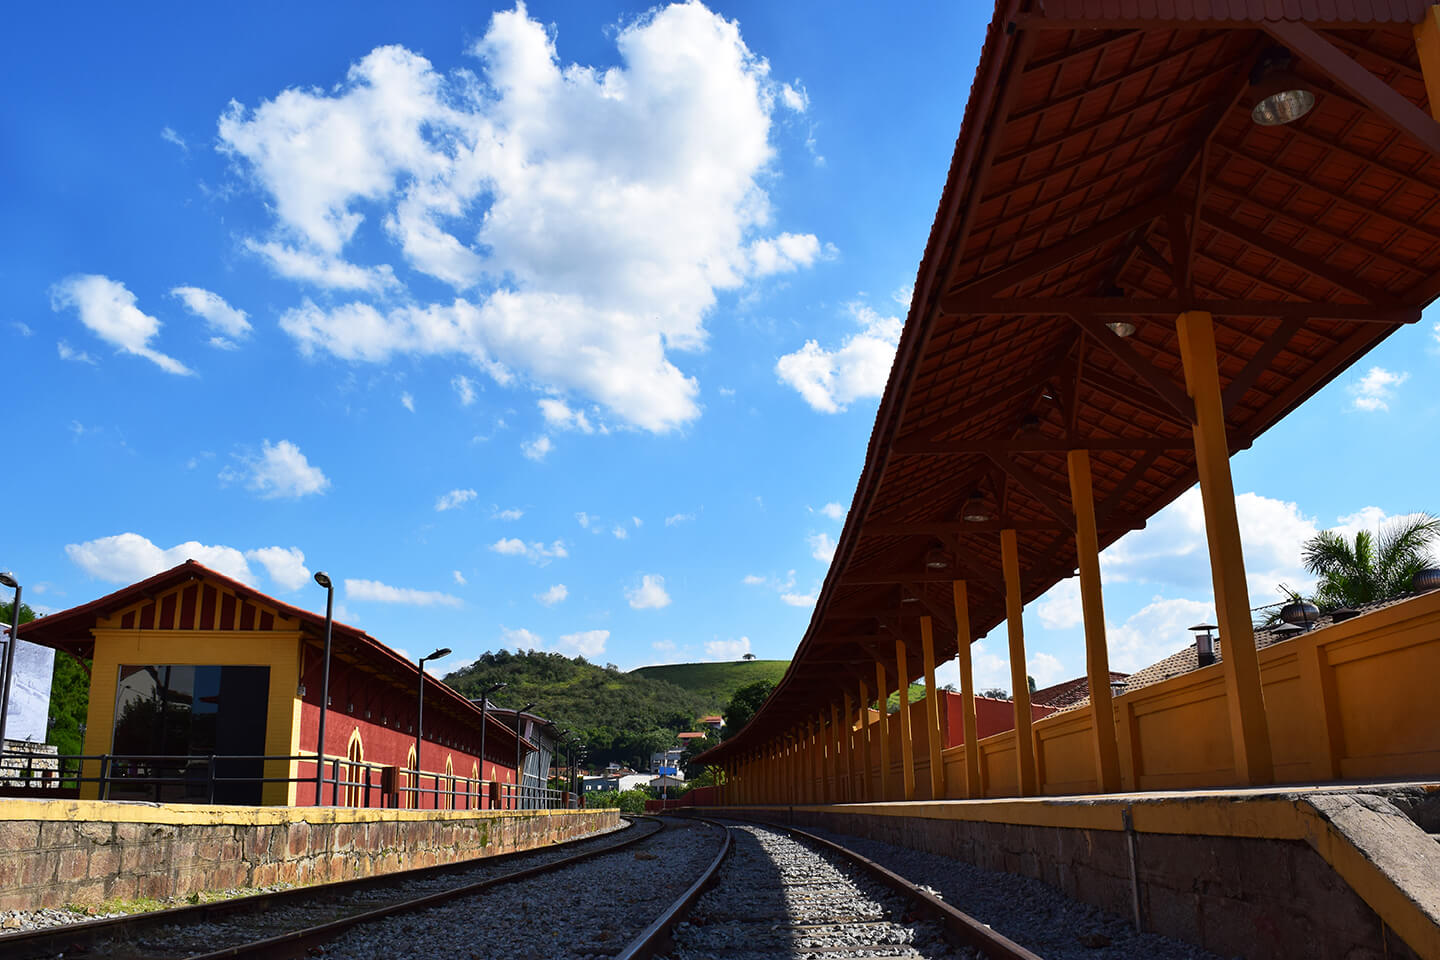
83,628 -> 303,806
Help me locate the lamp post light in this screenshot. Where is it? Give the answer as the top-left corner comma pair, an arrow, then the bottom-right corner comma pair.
311,571 -> 335,805
476,682 -> 506,808
0,572 -> 20,752
513,701 -> 536,809
416,647 -> 451,809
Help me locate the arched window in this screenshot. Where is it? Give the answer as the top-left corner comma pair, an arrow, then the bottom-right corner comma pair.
470,762 -> 479,810
444,756 -> 455,810
404,745 -> 418,809
346,729 -> 364,807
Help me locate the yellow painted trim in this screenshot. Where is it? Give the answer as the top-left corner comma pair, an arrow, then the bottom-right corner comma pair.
1000,529 -> 1038,796
0,797 -> 616,826
952,580 -> 981,798
1418,6 -> 1440,123
920,617 -> 946,800
858,680 -> 872,803
1068,449 -> 1122,793
895,637 -> 916,801
874,662 -> 890,802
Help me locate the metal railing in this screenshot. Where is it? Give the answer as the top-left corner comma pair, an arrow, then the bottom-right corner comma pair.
0,750 -> 579,810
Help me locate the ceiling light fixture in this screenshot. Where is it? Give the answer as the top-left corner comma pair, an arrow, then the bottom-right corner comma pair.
961,491 -> 992,523
1250,47 -> 1315,126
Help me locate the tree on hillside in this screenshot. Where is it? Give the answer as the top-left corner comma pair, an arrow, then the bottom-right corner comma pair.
680,730 -> 719,777
721,679 -> 774,740
742,653 -> 756,660
1302,514 -> 1439,610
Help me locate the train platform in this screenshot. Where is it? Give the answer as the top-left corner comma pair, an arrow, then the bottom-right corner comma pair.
704,779 -> 1440,959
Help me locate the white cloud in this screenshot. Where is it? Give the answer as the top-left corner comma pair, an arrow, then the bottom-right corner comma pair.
51,274 -> 193,375
779,82 -> 808,112
612,524 -> 628,540
1107,596 -> 1214,673
501,626 -> 545,652
521,435 -> 553,461
13,322 -> 33,337
436,488 -> 477,511
489,537 -> 567,563
400,391 -> 415,412
171,286 -> 252,342
665,513 -> 694,526
245,546 -> 309,591
494,506 -> 524,521
536,584 -> 568,606
781,590 -> 817,607
576,512 -> 595,530
776,303 -> 901,413
345,578 -> 462,607
1035,579 -> 1083,630
66,532 -> 254,584
633,516 -> 643,528
1027,652 -> 1066,688
161,126 -> 188,151
652,639 -> 676,652
1350,366 -> 1408,412
452,374 -> 477,405
57,341 -> 97,365
453,569 -> 467,585
819,502 -> 845,521
222,439 -> 331,499
742,574 -> 766,586
807,532 -> 836,563
706,636 -> 751,660
538,398 -> 595,433
558,629 -> 609,657
221,6 -> 824,433
627,574 -> 671,609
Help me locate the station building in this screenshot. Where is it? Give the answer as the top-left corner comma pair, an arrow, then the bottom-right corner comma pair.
18,560 -> 528,808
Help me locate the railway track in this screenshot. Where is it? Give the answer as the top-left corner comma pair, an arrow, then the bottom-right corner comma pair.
0,815 -> 657,960
624,818 -> 1043,960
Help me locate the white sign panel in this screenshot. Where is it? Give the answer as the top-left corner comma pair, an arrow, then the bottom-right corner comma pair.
4,638 -> 55,743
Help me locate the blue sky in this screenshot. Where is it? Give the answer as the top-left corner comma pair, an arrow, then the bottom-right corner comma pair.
4,1 -> 1438,694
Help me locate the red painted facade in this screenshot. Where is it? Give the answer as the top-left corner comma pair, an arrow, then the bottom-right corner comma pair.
944,692 -> 1056,747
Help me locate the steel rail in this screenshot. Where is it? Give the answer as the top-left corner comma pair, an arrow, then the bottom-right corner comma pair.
0,815 -> 657,960
679,815 -> 1046,960
612,817 -> 733,960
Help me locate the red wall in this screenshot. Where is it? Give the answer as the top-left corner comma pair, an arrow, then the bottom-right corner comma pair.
294,654 -> 519,809
943,692 -> 1056,747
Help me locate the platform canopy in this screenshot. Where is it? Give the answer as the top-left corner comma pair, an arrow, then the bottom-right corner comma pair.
701,0 -> 1440,764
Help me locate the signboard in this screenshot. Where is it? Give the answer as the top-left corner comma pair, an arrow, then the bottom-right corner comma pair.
3,638 -> 55,743
658,765 -> 677,775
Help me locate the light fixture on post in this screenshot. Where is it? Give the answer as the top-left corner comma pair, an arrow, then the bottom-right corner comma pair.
311,571 -> 335,805
1189,623 -> 1218,667
1250,47 -> 1315,126
475,681 -> 506,807
0,572 -> 21,751
961,491 -> 992,523
416,647 -> 451,809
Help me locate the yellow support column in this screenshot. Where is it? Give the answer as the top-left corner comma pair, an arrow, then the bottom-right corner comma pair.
843,690 -> 856,802
830,702 -> 843,802
1176,310 -> 1274,785
1067,449 -> 1123,793
1418,5 -> 1440,121
1000,528 -> 1039,796
895,636 -> 917,801
813,717 -> 825,803
859,679 -> 873,802
952,581 -> 982,797
920,616 -> 947,800
874,661 -> 891,801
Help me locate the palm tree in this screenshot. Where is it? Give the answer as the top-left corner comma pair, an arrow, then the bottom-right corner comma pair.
1302,514 -> 1440,610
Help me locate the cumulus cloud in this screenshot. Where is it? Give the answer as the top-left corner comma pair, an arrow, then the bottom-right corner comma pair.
171,286 -> 252,346
539,398 -> 595,433
780,590 -> 817,607
706,636 -> 752,660
612,524 -> 629,540
818,502 -> 845,521
244,546 -> 310,591
558,629 -> 609,657
51,274 -> 192,375
665,513 -> 694,526
161,126 -> 188,151
219,5 -> 825,433
1106,596 -> 1215,672
1035,579 -> 1083,631
501,626 -> 545,652
741,574 -> 766,586
222,439 -> 331,499
400,391 -> 415,412
627,574 -> 671,609
436,488 -> 477,511
66,533 -> 310,593
1349,366 -> 1408,412
453,569 -> 467,585
489,538 -> 567,563
776,303 -> 901,413
452,374 -> 477,405
807,532 -> 836,563
57,341 -> 97,365
536,584 -> 568,606
521,435 -> 553,461
494,506 -> 524,521
344,578 -> 463,607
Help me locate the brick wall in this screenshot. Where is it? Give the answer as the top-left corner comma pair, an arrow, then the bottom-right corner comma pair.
0,802 -> 618,910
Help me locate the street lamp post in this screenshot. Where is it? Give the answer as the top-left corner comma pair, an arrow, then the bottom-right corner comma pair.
416,647 -> 451,809
513,701 -> 536,810
0,573 -> 21,752
311,572 -> 334,805
476,682 -> 506,808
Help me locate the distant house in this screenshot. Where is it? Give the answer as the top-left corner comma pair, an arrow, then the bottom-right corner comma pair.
649,746 -> 684,775
651,774 -> 685,792
698,715 -> 724,731
676,731 -> 707,743
584,773 -> 654,792
1030,672 -> 1129,710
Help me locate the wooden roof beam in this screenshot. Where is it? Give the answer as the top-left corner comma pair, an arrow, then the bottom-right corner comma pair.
1221,315 -> 1305,415
861,519 -> 1140,536
953,297 -> 1419,322
1071,313 -> 1196,420
986,453 -> 1076,530
892,436 -> 1190,456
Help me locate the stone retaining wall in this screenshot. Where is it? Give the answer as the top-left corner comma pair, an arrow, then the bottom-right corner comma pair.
0,799 -> 619,910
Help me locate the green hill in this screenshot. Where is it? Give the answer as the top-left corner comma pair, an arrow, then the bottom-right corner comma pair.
630,660 -> 790,713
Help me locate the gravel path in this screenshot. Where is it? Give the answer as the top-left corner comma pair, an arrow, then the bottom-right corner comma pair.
8,816 -> 635,959
662,822 -> 976,960
315,816 -> 725,959
799,824 -> 1221,960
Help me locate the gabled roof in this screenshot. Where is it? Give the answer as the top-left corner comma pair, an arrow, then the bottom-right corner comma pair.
20,560 -> 529,748
702,0 -> 1440,766
1031,672 -> 1129,709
